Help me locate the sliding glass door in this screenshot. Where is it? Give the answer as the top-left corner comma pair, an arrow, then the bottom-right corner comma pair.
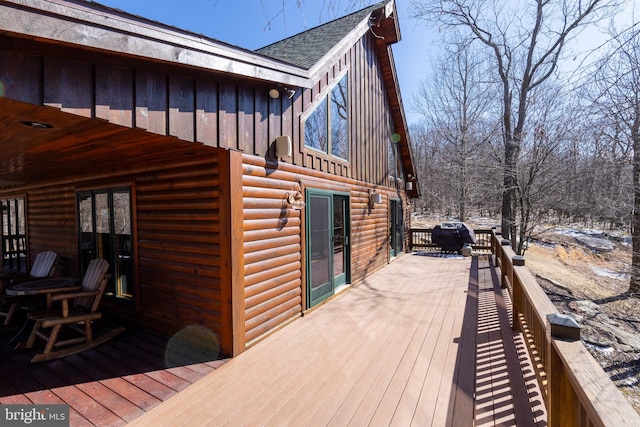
306,190 -> 350,308
390,199 -> 404,258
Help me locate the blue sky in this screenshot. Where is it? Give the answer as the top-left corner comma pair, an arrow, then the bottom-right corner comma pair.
92,0 -> 435,124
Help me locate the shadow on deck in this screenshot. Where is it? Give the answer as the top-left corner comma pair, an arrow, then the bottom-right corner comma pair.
0,253 -> 546,426
0,319 -> 227,425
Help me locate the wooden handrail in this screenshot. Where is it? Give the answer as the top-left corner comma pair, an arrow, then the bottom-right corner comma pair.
408,228 -> 493,253
488,231 -> 640,427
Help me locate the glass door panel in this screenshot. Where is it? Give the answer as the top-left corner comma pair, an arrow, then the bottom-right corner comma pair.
78,193 -> 95,265
308,193 -> 333,306
333,195 -> 348,287
77,188 -> 133,300
113,190 -> 133,298
390,199 -> 404,257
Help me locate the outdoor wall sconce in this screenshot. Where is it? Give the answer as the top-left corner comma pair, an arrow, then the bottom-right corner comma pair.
269,87 -> 296,99
275,135 -> 292,157
286,188 -> 306,210
369,190 -> 382,208
405,181 -> 413,191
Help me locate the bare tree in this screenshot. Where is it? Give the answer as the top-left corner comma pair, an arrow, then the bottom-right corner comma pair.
514,83 -> 575,253
412,0 -> 621,252
413,37 -> 499,221
590,21 -> 640,293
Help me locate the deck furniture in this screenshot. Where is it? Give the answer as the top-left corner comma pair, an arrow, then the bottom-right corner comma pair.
21,258 -> 124,362
5,277 -> 81,344
0,250 -> 58,325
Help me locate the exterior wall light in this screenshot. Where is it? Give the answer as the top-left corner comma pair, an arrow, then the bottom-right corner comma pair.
369,190 -> 382,208
287,189 -> 306,210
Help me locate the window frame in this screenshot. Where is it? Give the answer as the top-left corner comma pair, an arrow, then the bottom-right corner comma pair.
1,197 -> 27,272
302,69 -> 350,161
76,186 -> 134,302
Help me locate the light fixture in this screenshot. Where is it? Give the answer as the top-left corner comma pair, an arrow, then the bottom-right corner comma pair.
275,135 -> 292,157
286,187 -> 306,210
368,189 -> 382,208
269,88 -> 280,99
405,181 -> 413,191
268,87 -> 296,100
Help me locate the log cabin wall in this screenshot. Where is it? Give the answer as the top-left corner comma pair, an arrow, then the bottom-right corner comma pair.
134,157 -> 224,344
0,18 -> 411,355
0,153 -> 230,353
238,33 -> 410,345
241,155 -> 406,346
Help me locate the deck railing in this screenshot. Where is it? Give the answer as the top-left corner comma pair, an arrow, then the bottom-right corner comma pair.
408,228 -> 493,253
491,231 -> 640,426
409,228 -> 640,426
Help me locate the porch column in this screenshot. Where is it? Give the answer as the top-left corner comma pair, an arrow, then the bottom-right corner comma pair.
219,149 -> 245,356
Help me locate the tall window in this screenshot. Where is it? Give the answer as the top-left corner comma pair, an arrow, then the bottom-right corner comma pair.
77,188 -> 133,300
1,198 -> 26,272
304,73 -> 349,160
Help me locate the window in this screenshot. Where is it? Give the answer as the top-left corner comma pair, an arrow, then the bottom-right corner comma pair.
1,198 -> 26,272
388,130 -> 403,181
304,73 -> 349,160
77,188 -> 133,300
388,139 -> 397,180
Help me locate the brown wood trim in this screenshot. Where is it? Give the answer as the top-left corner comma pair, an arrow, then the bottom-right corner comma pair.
219,150 -> 246,356
298,178 -> 350,195
131,179 -> 141,313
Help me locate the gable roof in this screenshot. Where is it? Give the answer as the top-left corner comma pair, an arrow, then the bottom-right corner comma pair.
256,3 -> 384,70
0,0 -> 418,195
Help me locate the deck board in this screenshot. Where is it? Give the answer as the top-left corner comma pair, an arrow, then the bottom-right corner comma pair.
0,253 -> 546,426
129,253 -> 544,426
0,324 -> 227,426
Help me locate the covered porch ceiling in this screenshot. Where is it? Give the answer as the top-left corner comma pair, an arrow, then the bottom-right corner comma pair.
0,97 -> 217,191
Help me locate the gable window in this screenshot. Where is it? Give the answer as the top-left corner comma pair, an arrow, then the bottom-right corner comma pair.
304,73 -> 349,160
77,188 -> 134,300
1,198 -> 26,272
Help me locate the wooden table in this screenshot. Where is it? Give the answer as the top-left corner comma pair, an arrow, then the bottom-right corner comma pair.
5,277 -> 79,298
5,277 -> 80,344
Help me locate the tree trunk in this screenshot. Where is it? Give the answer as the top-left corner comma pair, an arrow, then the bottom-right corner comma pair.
630,116 -> 640,295
502,136 -> 519,248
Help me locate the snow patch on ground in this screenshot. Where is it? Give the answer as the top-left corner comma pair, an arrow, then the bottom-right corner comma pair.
591,266 -> 630,281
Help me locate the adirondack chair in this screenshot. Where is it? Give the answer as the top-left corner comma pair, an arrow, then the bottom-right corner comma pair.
23,258 -> 125,362
0,250 -> 58,325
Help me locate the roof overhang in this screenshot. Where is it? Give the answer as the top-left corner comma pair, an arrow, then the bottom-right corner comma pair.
0,0 -> 311,88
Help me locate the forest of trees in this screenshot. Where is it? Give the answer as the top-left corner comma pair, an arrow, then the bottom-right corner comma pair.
409,0 -> 639,266
286,0 -> 639,292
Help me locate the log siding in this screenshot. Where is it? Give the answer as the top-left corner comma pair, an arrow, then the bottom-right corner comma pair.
241,155 -> 406,345
0,1 -> 414,356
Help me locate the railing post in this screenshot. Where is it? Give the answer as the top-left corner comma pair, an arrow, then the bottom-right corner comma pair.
547,314 -> 581,427
511,255 -> 525,331
409,229 -> 413,252
500,239 -> 510,289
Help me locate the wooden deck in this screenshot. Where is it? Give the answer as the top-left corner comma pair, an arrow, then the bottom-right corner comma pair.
0,254 -> 546,426
0,322 -> 228,426
128,253 -> 546,426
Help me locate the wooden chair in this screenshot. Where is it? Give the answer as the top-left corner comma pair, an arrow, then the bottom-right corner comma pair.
0,250 -> 58,326
23,258 -> 124,362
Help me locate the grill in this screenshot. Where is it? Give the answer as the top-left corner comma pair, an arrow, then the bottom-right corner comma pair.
431,222 -> 476,254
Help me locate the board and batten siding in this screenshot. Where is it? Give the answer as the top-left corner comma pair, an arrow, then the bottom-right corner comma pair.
241,154 -> 402,345
1,30 -> 396,187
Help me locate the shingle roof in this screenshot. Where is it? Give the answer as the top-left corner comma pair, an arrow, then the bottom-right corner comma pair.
255,3 -> 384,69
